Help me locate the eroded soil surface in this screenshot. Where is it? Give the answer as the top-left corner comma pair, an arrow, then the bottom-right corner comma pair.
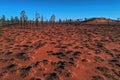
0,25 -> 120,80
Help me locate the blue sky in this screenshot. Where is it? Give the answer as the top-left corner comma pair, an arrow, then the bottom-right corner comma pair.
0,0 -> 119,20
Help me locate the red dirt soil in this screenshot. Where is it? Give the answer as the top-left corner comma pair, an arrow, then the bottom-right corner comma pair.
0,24 -> 120,80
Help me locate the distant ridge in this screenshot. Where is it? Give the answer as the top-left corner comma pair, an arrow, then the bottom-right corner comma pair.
83,18 -> 117,24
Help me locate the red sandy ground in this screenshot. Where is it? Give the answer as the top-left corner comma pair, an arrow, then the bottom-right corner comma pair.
0,24 -> 120,80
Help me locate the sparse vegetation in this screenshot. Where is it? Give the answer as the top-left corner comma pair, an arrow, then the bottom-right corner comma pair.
0,27 -> 2,36
49,14 -> 55,27
35,12 -> 40,27
0,10 -> 119,28
20,10 -> 28,27
1,15 -> 6,26
41,15 -> 44,27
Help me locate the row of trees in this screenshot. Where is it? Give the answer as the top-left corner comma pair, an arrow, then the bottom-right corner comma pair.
1,10 -> 119,27
0,10 -> 56,27
0,10 -> 87,27
0,10 -> 93,28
